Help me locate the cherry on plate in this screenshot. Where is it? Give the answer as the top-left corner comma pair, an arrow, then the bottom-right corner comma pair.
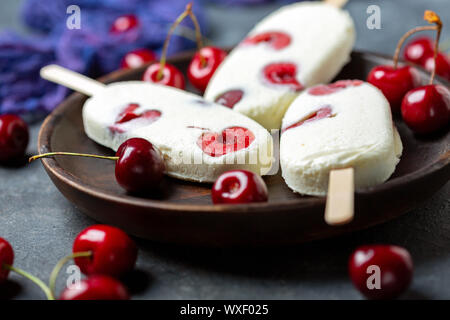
0,114 -> 29,163
59,275 -> 129,300
403,36 -> 434,65
401,84 -> 450,134
120,48 -> 157,69
73,225 -> 138,277
349,245 -> 413,300
423,52 -> 450,81
188,46 -> 227,92
0,237 -> 14,283
212,170 -> 268,204
142,63 -> 185,89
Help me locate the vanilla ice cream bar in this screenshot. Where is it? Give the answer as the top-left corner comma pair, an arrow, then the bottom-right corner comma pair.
280,80 -> 403,196
83,82 -> 273,182
204,1 -> 355,130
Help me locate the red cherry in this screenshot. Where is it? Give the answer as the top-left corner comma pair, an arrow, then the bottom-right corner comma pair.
367,65 -> 420,111
214,89 -> 244,109
263,63 -> 303,91
0,238 -> 14,283
197,127 -> 255,157
142,63 -> 185,89
110,14 -> 139,34
120,48 -> 157,69
212,170 -> 268,204
115,138 -> 165,192
0,114 -> 29,163
59,275 -> 129,300
188,46 -> 227,92
282,106 -> 333,133
109,103 -> 161,134
73,225 -> 138,277
308,80 -> 363,96
424,52 -> 450,81
403,36 -> 434,65
401,84 -> 450,134
242,31 -> 291,50
349,245 -> 413,300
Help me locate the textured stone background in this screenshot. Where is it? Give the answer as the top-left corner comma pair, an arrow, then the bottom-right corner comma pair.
0,0 -> 449,300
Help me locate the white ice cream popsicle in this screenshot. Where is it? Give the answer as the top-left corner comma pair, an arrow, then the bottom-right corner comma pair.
280,80 -> 403,196
41,65 -> 273,183
204,1 -> 355,130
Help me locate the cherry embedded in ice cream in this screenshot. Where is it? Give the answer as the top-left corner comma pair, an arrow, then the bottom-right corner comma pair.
212,170 -> 268,204
120,48 -> 157,69
197,126 -> 255,157
282,106 -> 333,133
308,80 -> 363,96
111,103 -> 162,134
59,275 -> 130,300
263,63 -> 303,91
142,62 -> 185,89
110,14 -> 139,34
215,89 -> 244,108
367,65 -> 420,112
72,225 -> 138,277
403,36 -> 434,65
401,84 -> 450,134
424,52 -> 450,81
243,31 -> 291,50
0,237 -> 14,283
349,245 -> 413,300
0,114 -> 29,163
188,46 -> 227,92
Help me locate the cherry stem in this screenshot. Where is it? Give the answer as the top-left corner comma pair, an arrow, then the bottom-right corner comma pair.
393,25 -> 437,69
187,7 -> 206,67
157,3 -> 193,80
29,152 -> 119,163
425,10 -> 442,84
3,264 -> 54,300
49,251 -> 92,297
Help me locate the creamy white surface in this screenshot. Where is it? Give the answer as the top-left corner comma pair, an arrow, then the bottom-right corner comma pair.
204,1 -> 355,130
82,81 -> 273,182
280,82 -> 402,196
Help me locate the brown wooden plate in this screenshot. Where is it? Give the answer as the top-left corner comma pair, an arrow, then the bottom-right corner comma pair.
37,50 -> 450,246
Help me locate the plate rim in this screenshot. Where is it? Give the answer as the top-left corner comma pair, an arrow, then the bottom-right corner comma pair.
37,50 -> 450,214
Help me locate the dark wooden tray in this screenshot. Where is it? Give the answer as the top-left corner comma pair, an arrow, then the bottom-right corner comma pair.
37,50 -> 450,246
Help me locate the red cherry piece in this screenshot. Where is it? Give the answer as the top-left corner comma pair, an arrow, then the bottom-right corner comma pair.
214,89 -> 244,109
142,63 -> 185,89
263,63 -> 303,91
188,46 -> 227,92
349,245 -> 413,300
120,48 -> 157,69
73,225 -> 138,277
0,114 -> 29,163
308,80 -> 364,96
243,31 -> 291,50
424,52 -> 450,81
115,138 -> 165,192
0,238 -> 14,283
401,84 -> 450,134
212,170 -> 268,204
110,14 -> 139,34
109,104 -> 161,134
282,106 -> 333,133
60,275 -> 129,300
367,66 -> 420,111
197,127 -> 255,157
403,36 -> 434,65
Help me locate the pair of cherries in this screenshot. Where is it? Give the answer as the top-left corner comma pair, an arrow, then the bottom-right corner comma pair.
115,6 -> 227,93
0,225 -> 137,300
367,10 -> 449,134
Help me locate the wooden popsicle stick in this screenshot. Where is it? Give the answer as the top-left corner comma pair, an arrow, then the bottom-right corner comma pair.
325,167 -> 354,226
40,64 -> 106,96
324,0 -> 349,8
